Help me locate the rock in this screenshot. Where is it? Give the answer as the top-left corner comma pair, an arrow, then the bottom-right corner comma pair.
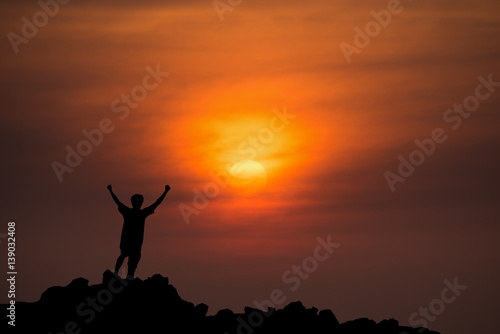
0,271 -> 441,334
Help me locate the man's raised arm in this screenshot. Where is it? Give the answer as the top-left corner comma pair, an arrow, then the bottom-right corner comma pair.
149,185 -> 170,211
107,185 -> 124,207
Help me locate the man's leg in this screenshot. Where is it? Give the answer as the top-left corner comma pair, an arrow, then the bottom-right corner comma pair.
127,251 -> 141,279
114,253 -> 127,275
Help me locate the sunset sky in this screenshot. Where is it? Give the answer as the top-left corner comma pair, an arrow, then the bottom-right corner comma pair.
1,1 -> 499,333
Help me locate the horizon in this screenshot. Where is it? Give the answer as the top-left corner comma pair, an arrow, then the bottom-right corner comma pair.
1,1 -> 500,333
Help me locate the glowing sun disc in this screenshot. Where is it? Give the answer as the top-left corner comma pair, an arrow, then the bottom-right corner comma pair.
229,160 -> 267,196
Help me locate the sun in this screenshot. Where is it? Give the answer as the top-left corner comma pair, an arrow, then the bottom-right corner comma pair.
229,160 -> 267,196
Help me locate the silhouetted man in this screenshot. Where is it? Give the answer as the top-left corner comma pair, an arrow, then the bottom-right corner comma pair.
107,184 -> 170,280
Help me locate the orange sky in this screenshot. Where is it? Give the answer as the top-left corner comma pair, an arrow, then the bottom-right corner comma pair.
1,1 -> 500,333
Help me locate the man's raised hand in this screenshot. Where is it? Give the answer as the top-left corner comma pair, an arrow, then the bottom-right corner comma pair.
107,185 -> 112,191
165,185 -> 171,192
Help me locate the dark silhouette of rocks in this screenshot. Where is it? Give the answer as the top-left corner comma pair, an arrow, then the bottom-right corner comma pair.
2,270 -> 440,334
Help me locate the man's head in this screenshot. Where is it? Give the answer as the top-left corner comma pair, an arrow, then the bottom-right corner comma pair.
131,194 -> 144,209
